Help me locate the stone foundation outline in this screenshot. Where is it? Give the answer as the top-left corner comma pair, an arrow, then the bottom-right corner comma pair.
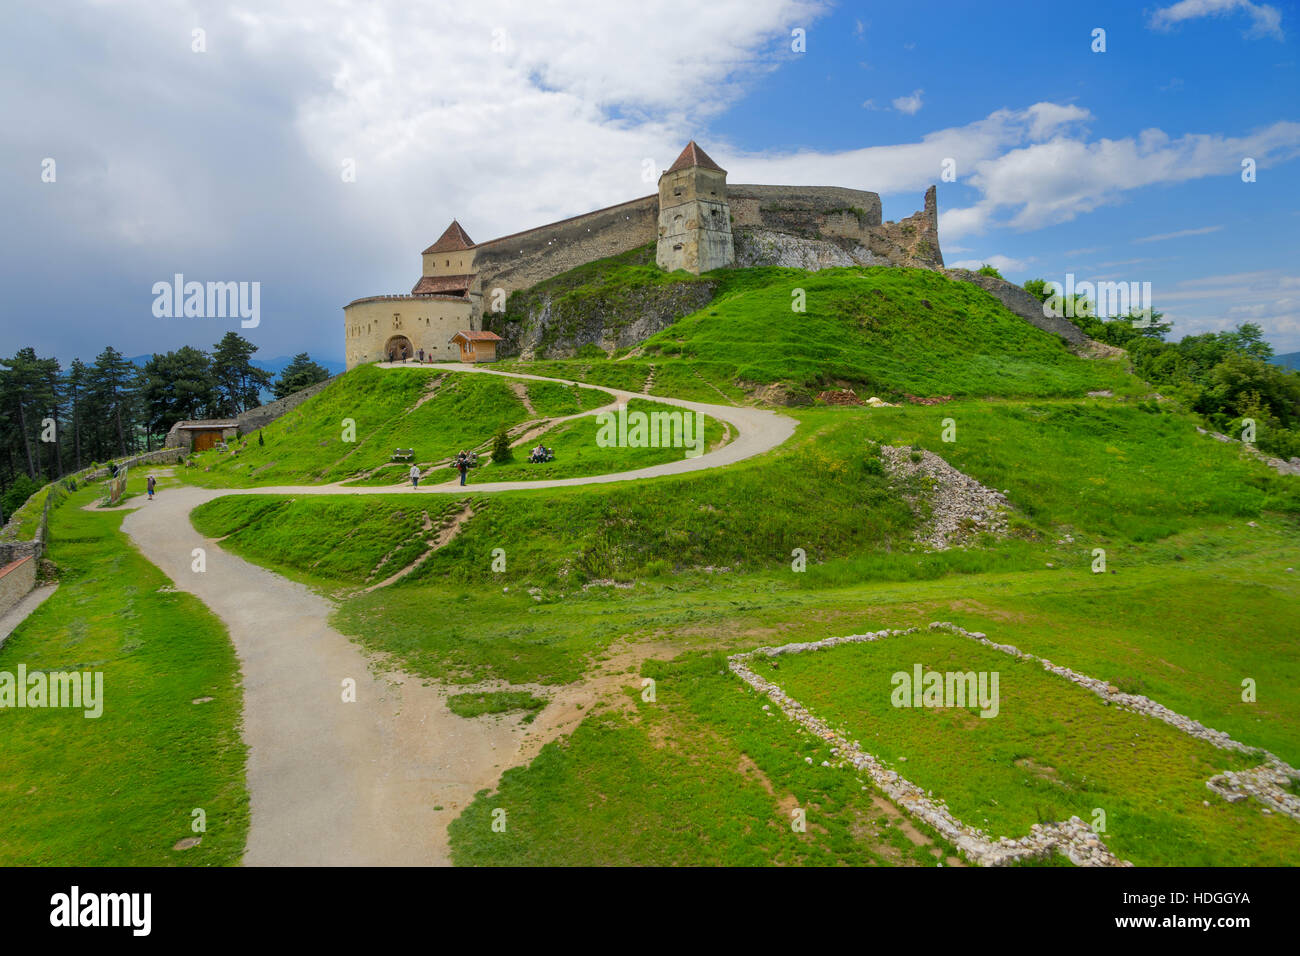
728,622 -> 1300,866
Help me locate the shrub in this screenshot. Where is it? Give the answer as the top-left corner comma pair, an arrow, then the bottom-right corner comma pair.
491,430 -> 514,464
2,475 -> 41,521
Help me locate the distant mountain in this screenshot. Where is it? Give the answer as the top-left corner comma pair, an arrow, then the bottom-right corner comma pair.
1271,351 -> 1300,371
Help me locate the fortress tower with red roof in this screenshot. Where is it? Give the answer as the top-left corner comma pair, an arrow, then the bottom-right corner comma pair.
656,141 -> 735,274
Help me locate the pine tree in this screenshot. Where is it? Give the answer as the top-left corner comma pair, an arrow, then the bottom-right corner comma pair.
273,353 -> 331,400
64,359 -> 88,472
142,347 -> 218,439
211,332 -> 272,416
88,346 -> 137,459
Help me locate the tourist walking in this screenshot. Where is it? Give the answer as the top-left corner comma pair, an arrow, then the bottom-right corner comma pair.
409,463 -> 421,489
456,451 -> 470,486
147,474 -> 157,500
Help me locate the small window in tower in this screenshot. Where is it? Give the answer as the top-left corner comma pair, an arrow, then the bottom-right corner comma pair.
674,188 -> 682,196
673,243 -> 683,251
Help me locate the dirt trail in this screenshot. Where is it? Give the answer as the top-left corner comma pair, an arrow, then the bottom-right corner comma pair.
362,502 -> 475,592
111,365 -> 797,866
508,380 -> 536,416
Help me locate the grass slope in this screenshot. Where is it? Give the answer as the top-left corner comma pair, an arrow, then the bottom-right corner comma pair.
184,366 -> 531,487
0,486 -> 248,865
504,265 -> 1135,402
483,398 -> 729,483
449,652 -> 951,866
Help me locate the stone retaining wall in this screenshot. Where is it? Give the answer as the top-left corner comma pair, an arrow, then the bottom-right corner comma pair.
82,447 -> 186,481
0,554 -> 37,618
0,540 -> 39,566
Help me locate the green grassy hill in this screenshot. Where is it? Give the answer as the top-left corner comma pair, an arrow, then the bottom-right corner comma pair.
498,261 -> 1136,403
180,364 -> 677,488
164,256 -> 1300,867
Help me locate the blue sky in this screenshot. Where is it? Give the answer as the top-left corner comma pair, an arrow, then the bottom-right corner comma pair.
2,0 -> 1298,363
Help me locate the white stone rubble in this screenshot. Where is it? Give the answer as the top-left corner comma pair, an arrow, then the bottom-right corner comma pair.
879,445 -> 1010,549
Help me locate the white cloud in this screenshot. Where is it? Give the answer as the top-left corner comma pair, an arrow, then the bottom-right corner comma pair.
723,101 -> 1095,205
1149,0 -> 1284,40
1152,270 -> 1300,349
949,254 -> 1033,273
937,119 -> 1300,238
892,89 -> 924,114
1133,225 -> 1223,243
3,1 -> 1298,359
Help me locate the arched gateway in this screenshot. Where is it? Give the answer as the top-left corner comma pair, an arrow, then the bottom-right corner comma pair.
384,335 -> 413,361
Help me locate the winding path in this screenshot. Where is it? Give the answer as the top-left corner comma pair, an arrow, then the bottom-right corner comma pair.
118,364 -> 796,866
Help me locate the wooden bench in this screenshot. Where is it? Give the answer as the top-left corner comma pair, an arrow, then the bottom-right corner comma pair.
392,449 -> 414,462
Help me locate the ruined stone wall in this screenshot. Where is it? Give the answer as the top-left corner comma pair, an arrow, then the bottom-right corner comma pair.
943,268 -> 1089,346
728,184 -> 884,238
729,184 -> 944,269
864,185 -> 944,268
472,195 -> 659,306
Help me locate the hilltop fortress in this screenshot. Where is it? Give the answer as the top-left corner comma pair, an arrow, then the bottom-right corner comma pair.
344,141 -> 946,369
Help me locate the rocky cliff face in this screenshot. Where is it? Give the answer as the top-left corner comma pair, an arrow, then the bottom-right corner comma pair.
485,280 -> 717,359
733,229 -> 884,269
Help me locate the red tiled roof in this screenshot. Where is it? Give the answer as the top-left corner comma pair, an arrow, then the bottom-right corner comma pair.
422,220 -> 475,255
450,330 -> 501,343
411,274 -> 474,296
666,140 -> 725,174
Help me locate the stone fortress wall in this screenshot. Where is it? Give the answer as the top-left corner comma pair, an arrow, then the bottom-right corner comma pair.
729,184 -> 884,233
470,184 -> 935,306
472,194 -> 660,299
235,374 -> 340,432
343,141 -> 948,370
